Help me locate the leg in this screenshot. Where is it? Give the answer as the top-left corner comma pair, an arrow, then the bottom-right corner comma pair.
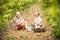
21,21 -> 27,29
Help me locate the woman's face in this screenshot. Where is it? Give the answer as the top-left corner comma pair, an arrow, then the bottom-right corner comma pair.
35,12 -> 39,17
35,14 -> 38,18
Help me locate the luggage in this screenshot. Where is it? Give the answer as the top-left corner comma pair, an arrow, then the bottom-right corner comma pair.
34,27 -> 45,32
33,24 -> 46,32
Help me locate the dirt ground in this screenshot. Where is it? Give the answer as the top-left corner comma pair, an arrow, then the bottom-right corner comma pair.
2,3 -> 54,40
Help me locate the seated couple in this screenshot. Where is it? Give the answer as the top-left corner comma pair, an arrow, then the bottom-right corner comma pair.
14,12 -> 44,30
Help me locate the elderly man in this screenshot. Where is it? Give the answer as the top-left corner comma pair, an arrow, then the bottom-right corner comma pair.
14,12 -> 27,30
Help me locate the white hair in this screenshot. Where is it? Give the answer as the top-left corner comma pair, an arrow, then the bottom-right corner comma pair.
16,12 -> 21,15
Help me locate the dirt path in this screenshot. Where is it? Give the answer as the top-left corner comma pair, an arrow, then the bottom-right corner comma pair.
4,3 -> 53,40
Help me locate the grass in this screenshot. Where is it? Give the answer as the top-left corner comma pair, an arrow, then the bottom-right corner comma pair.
5,35 -> 17,40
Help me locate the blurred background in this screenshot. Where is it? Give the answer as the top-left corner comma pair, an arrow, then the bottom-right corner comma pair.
0,0 -> 60,40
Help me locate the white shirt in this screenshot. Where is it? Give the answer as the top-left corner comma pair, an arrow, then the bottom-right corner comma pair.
14,17 -> 24,25
34,16 -> 43,28
34,16 -> 42,24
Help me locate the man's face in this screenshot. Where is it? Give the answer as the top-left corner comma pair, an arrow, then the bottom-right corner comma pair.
16,12 -> 21,18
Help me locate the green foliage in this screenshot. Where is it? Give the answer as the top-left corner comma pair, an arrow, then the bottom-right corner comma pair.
39,0 -> 60,39
0,0 -> 35,32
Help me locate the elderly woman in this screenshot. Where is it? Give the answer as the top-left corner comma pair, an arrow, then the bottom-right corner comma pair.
14,12 -> 27,30
33,12 -> 43,28
32,12 -> 45,32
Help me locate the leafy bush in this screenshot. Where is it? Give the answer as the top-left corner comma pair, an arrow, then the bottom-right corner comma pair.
0,0 -> 35,32
39,0 -> 60,39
